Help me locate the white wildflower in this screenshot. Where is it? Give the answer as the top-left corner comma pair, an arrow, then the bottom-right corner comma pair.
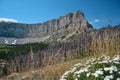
91,58 -> 96,62
84,68 -> 89,72
95,70 -> 103,75
109,70 -> 113,74
86,58 -> 96,64
61,55 -> 120,80
75,78 -> 78,80
74,69 -> 84,75
74,63 -> 83,67
104,66 -> 117,73
104,56 -> 110,61
113,55 -> 120,61
71,67 -> 77,72
117,78 -> 120,80
109,75 -> 113,79
77,74 -> 80,77
104,77 -> 110,80
110,66 -> 117,73
86,60 -> 91,64
64,70 -> 72,76
91,69 -> 103,77
87,72 -> 91,77
74,67 -> 89,75
92,73 -> 99,77
118,72 -> 120,74
87,65 -> 91,68
113,61 -> 120,64
104,75 -> 113,80
98,60 -> 109,64
98,55 -> 109,60
104,67 -> 110,71
61,70 -> 72,79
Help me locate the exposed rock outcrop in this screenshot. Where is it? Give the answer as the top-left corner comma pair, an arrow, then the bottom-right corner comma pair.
0,10 -> 92,44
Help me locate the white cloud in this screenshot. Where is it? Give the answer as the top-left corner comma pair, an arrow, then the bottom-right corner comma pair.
0,18 -> 18,23
90,19 -> 100,24
94,19 -> 100,22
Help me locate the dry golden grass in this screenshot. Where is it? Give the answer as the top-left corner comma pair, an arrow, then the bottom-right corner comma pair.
0,57 -> 91,80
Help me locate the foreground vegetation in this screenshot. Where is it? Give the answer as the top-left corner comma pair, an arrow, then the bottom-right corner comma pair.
61,55 -> 120,80
0,42 -> 49,60
1,54 -> 120,80
0,25 -> 120,80
0,58 -> 84,80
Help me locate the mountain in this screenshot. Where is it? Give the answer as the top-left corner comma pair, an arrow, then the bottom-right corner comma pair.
0,10 -> 92,44
0,10 -> 120,79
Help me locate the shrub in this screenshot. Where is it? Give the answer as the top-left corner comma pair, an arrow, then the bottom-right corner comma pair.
61,55 -> 120,80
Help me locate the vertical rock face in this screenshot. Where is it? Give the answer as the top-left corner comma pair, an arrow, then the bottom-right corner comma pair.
0,10 -> 92,44
55,10 -> 92,33
26,10 -> 92,37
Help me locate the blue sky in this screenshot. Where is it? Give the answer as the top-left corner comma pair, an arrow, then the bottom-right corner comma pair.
0,0 -> 120,28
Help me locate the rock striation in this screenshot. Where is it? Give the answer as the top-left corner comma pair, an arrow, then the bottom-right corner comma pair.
0,10 -> 92,44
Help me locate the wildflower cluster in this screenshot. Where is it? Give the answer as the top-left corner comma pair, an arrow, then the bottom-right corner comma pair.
61,55 -> 120,80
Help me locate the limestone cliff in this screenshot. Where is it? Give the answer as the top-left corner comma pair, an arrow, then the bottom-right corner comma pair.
0,10 -> 92,44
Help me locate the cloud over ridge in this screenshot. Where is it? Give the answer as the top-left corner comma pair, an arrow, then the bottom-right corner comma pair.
0,18 -> 18,23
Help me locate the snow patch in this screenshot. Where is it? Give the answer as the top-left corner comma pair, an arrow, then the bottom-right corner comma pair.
4,40 -> 9,44
11,40 -> 17,45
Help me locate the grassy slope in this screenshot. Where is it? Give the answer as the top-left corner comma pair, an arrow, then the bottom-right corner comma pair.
2,54 -> 119,80
1,57 -> 92,80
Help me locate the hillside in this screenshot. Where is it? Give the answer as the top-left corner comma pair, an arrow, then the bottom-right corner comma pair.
0,10 -> 120,80
0,10 -> 92,44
